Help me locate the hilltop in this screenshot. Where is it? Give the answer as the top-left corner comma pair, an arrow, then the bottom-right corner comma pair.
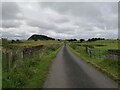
28,34 -> 55,41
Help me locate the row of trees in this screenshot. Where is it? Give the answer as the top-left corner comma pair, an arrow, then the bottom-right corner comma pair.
87,38 -> 105,42
2,38 -> 21,45
66,39 -> 77,42
66,38 -> 105,42
11,39 -> 21,43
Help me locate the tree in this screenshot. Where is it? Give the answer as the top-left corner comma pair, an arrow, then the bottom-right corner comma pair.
80,39 -> 85,42
16,39 -> 20,43
11,40 -> 15,43
57,39 -> 61,41
66,39 -> 77,42
73,39 -> 77,41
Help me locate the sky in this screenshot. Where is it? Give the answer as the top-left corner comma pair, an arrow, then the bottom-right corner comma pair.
0,1 -> 119,40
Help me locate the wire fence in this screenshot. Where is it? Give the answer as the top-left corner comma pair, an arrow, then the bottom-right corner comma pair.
2,49 -> 23,71
85,47 -> 107,60
85,46 -> 119,61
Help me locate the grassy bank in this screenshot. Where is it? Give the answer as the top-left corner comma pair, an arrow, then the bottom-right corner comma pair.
68,40 -> 119,84
2,44 -> 62,88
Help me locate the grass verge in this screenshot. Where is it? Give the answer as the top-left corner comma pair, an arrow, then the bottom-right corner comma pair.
24,46 -> 61,88
2,45 -> 61,88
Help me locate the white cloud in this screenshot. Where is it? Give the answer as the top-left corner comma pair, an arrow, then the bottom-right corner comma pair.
1,2 -> 118,40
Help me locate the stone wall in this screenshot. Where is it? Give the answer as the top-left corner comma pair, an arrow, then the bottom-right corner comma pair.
23,45 -> 44,58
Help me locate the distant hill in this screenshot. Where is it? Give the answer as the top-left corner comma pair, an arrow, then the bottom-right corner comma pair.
28,34 -> 55,41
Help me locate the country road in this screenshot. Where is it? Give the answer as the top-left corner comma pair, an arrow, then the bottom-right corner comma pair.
44,44 -> 118,88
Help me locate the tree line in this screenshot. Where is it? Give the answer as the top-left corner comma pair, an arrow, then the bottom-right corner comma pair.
66,38 -> 105,42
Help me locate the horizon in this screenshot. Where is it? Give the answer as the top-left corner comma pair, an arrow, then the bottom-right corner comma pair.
1,33 -> 119,41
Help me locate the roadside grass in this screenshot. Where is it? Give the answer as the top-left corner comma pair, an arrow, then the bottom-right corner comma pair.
68,40 -> 119,84
25,46 -> 61,88
2,44 -> 61,88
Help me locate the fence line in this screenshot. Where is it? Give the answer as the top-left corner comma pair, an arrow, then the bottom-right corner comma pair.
2,45 -> 44,71
85,46 -> 119,61
85,47 -> 107,60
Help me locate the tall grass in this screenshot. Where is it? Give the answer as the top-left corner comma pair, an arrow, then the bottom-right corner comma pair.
2,44 -> 61,88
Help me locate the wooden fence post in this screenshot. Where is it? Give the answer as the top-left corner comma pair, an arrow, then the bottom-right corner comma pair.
21,50 -> 23,59
85,47 -> 87,53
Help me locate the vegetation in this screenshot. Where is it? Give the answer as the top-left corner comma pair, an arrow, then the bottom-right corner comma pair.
66,39 -> 77,42
69,40 -> 119,84
28,34 -> 55,41
2,40 -> 62,88
80,39 -> 85,42
2,37 -> 119,88
87,38 -> 105,42
75,40 -> 118,50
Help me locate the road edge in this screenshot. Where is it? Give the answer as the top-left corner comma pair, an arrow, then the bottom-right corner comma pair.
43,45 -> 63,88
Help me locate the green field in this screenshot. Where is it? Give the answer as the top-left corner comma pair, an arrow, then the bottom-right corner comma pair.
69,40 -> 119,84
72,40 -> 119,50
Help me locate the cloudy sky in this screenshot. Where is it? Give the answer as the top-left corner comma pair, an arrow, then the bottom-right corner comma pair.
0,1 -> 118,40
